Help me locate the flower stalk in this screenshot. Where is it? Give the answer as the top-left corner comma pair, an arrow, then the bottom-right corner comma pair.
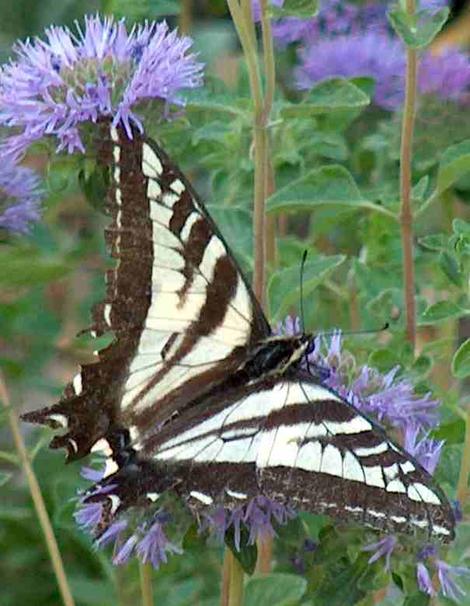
399,0 -> 418,350
139,562 -> 154,606
0,372 -> 75,606
228,551 -> 245,606
457,409 -> 470,505
225,0 -> 278,585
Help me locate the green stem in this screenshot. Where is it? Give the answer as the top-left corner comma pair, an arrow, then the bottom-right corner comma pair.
457,410 -> 470,505
0,372 -> 75,606
260,0 -> 277,272
139,562 -> 154,606
227,0 -> 267,306
228,551 -> 245,606
220,547 -> 231,606
179,0 -> 192,34
399,0 -> 418,350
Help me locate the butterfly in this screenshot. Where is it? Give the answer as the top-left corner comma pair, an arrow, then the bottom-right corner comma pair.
22,123 -> 455,542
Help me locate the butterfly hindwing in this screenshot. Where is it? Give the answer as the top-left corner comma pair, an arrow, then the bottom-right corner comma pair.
148,376 -> 454,541
22,124 -> 269,459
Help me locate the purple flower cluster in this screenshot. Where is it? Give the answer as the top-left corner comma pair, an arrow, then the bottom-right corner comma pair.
296,32 -> 406,111
416,545 -> 470,599
0,160 -> 42,234
269,0 -> 470,110
0,15 -> 204,159
75,477 -> 295,569
204,495 -> 296,549
74,488 -> 181,569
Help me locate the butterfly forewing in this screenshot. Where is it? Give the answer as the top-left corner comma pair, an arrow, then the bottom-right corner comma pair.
22,123 -> 269,458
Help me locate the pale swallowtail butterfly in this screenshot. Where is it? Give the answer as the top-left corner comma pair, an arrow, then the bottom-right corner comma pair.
22,123 -> 455,543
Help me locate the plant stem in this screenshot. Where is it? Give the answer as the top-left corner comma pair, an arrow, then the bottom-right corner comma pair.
399,0 -> 418,350
220,548 -> 231,606
457,410 -> 470,505
260,0 -> 277,270
179,0 -> 192,34
227,0 -> 272,306
256,536 -> 273,574
139,562 -> 154,606
0,372 -> 75,606
228,551 -> 245,606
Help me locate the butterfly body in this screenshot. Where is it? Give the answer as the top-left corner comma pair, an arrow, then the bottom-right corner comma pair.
22,123 -> 455,543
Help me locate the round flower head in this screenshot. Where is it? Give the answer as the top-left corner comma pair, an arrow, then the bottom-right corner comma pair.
0,160 -> 42,234
0,15 -> 204,159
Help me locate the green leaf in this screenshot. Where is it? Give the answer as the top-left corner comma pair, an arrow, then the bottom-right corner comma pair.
403,592 -> 431,606
437,139 -> 470,193
439,250 -> 462,286
270,0 -> 318,19
420,301 -> 467,323
282,78 -> 370,117
453,218 -> 470,236
0,471 -> 12,486
208,205 -> 253,268
412,175 -> 429,203
0,247 -> 70,288
0,450 -> 19,465
452,339 -> 470,379
268,255 -> 345,319
225,526 -> 258,576
244,573 -> 307,606
186,89 -> 249,117
110,0 -> 180,18
434,419 -> 465,444
388,6 -> 449,48
267,166 -> 390,217
418,233 -> 447,252
192,121 -> 233,145
78,165 -> 108,212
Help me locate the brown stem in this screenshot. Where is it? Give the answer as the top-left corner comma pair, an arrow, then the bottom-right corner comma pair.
252,123 -> 268,305
220,548 -> 231,606
179,0 -> 192,34
0,373 -> 76,606
139,562 -> 154,606
399,0 -> 418,350
457,409 -> 470,505
256,537 -> 273,574
228,552 -> 245,606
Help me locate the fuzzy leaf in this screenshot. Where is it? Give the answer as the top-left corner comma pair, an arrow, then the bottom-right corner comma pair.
111,0 -> 180,18
0,472 -> 12,487
186,89 -> 249,117
420,301 -> 467,323
418,234 -> 447,252
452,339 -> 470,379
437,139 -> 470,193
225,526 -> 258,576
388,7 -> 449,48
267,166 -> 385,215
270,0 -> 318,19
268,255 -> 345,319
439,251 -> 462,286
282,79 -> 370,117
0,247 -> 70,288
244,573 -> 307,606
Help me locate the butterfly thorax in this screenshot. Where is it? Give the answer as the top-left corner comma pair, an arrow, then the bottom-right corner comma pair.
242,335 -> 310,380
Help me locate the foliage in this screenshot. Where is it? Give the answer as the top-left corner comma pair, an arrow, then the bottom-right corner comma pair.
1,0 -> 470,605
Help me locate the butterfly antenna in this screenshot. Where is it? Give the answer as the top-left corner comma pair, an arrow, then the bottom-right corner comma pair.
320,322 -> 390,340
300,250 -> 308,335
